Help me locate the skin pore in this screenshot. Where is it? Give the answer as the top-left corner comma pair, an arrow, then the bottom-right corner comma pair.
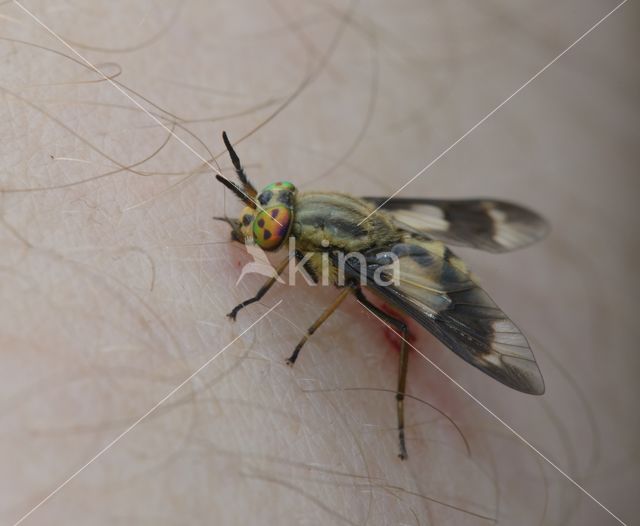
1,1 -> 638,524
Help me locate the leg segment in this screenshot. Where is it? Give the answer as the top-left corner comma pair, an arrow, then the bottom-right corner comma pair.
227,255 -> 291,321
286,287 -> 352,366
353,288 -> 410,460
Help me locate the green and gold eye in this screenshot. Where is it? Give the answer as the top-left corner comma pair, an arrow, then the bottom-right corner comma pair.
237,205 -> 256,241
256,182 -> 296,208
252,206 -> 293,250
251,181 -> 297,250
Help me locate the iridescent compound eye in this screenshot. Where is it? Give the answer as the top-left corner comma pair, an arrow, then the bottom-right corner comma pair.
252,206 -> 293,250
252,181 -> 297,250
235,205 -> 256,242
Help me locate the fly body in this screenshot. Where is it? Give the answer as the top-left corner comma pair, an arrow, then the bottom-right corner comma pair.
215,131 -> 549,459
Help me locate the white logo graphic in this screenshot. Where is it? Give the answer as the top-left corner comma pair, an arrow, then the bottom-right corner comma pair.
235,240 -> 284,286
236,237 -> 401,288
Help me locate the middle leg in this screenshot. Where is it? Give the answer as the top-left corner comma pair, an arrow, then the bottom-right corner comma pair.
286,286 -> 352,366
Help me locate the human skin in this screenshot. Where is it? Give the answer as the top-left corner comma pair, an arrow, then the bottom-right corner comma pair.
1,1 -> 638,525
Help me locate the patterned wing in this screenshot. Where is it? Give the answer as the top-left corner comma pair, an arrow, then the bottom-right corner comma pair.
362,197 -> 549,253
342,235 -> 545,394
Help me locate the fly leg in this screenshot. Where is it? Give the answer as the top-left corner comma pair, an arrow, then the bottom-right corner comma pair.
228,255 -> 291,321
353,287 -> 410,460
286,287 -> 352,366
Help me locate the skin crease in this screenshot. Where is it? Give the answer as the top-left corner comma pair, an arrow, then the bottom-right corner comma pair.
0,1 -> 638,525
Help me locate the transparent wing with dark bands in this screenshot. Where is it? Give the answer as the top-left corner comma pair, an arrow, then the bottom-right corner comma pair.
362,197 -> 549,253
343,236 -> 545,394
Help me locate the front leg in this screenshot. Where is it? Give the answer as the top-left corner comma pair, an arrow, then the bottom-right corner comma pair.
228,255 -> 291,321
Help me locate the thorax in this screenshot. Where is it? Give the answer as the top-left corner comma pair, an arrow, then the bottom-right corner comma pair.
291,192 -> 400,253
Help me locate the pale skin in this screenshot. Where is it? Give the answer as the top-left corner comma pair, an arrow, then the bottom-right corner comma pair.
1,1 -> 638,525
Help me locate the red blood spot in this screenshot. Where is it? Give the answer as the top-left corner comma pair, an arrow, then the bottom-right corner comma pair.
380,304 -> 416,353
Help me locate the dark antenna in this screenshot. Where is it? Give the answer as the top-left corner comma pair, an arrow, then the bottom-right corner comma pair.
215,174 -> 256,208
222,131 -> 257,198
217,132 -> 284,228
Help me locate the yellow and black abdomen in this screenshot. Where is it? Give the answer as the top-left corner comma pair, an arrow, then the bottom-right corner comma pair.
292,192 -> 401,253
